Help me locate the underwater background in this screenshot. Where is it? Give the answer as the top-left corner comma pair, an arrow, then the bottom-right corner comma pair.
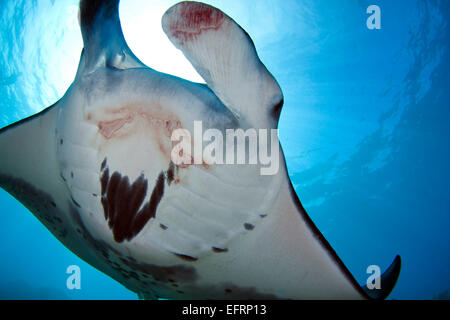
0,0 -> 448,300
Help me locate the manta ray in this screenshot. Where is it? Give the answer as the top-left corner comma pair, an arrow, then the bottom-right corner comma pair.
0,0 -> 400,299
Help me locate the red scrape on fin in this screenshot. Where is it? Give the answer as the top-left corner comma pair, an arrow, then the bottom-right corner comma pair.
168,2 -> 225,43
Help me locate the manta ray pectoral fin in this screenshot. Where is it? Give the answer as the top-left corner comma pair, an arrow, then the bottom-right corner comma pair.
0,105 -> 64,211
162,1 -> 284,127
362,255 -> 401,300
246,155 -> 401,299
0,106 -> 56,192
0,103 -> 120,279
77,0 -> 147,76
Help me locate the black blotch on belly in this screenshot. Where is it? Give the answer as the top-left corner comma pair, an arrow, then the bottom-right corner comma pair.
173,253 -> 198,262
69,204 -> 198,295
100,158 -> 166,243
160,224 -> 168,230
101,158 -> 107,171
71,196 -> 81,208
167,162 -> 175,186
244,223 -> 255,230
130,172 -> 165,239
218,283 -> 280,299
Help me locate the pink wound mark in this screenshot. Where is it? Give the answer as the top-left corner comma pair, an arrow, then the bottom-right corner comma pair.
168,2 -> 225,43
97,107 -> 182,140
98,116 -> 133,139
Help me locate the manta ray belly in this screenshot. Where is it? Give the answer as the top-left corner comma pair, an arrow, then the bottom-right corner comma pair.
55,75 -> 280,276
57,94 -> 180,245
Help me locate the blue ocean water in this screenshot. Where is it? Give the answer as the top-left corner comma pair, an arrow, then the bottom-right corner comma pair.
0,0 -> 448,300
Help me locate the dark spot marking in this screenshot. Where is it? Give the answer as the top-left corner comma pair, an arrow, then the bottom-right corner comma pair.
71,196 -> 81,208
168,279 -> 175,283
167,162 -> 175,185
101,168 -> 109,196
100,160 -> 166,243
160,224 -> 168,230
124,261 -> 197,284
119,258 -> 131,266
59,229 -> 68,238
177,290 -> 184,294
100,168 -> 110,219
60,139 -> 64,145
128,172 -> 165,240
220,284 -> 281,299
259,214 -> 267,218
67,204 -> 199,297
129,271 -> 140,280
101,158 -> 107,171
244,223 -> 255,231
51,201 -> 56,208
212,247 -> 228,253
173,253 -> 198,262
71,172 -> 74,178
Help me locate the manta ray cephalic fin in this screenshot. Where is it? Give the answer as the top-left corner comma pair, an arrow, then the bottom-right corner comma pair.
162,1 -> 284,127
77,0 -> 147,76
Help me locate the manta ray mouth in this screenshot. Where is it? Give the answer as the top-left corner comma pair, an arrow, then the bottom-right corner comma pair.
100,158 -> 166,243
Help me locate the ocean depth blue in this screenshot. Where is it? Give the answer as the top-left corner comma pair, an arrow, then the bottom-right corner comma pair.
0,0 -> 449,300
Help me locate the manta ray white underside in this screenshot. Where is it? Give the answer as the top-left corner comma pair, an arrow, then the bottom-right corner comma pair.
0,0 -> 400,299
